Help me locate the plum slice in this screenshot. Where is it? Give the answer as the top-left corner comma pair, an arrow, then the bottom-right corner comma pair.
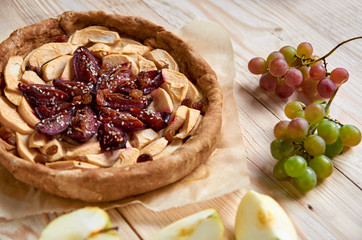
67,106 -> 99,142
129,107 -> 167,131
136,70 -> 163,94
98,122 -> 127,151
35,101 -> 82,119
96,90 -> 152,111
73,46 -> 99,85
97,106 -> 144,131
97,62 -> 131,92
18,83 -> 69,106
36,110 -> 75,135
53,79 -> 93,97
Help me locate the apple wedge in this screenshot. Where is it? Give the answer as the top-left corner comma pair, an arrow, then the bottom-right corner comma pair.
150,209 -> 224,240
84,149 -> 123,167
88,43 -> 112,58
154,138 -> 183,160
21,70 -> 46,84
60,56 -> 74,80
40,139 -> 67,162
46,160 -> 100,170
175,108 -> 201,139
235,190 -> 298,240
0,138 -> 15,151
29,130 -> 48,148
39,207 -> 121,240
144,49 -> 179,71
130,128 -> 159,149
164,105 -> 188,142
4,87 -> 23,106
18,97 -> 40,128
102,54 -> 138,76
121,44 -> 152,56
139,137 -> 168,156
4,56 -> 23,91
0,96 -> 33,134
69,26 -> 121,45
186,81 -> 203,104
151,88 -> 173,113
42,55 -> 72,81
65,141 -> 102,160
16,133 -> 37,162
137,55 -> 157,72
161,69 -> 189,109
28,42 -> 77,68
113,147 -> 140,167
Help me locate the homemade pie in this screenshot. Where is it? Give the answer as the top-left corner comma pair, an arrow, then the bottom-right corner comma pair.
0,11 -> 222,202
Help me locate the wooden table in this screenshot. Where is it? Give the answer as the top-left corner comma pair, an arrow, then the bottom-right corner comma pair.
0,0 -> 361,239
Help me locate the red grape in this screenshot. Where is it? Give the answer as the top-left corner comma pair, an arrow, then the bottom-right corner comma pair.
309,64 -> 326,81
269,58 -> 288,77
285,68 -> 303,87
330,67 -> 349,85
259,72 -> 278,92
276,80 -> 294,98
317,78 -> 337,98
248,57 -> 267,75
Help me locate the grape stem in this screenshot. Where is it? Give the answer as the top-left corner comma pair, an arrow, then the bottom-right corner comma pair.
306,36 -> 362,66
324,116 -> 344,127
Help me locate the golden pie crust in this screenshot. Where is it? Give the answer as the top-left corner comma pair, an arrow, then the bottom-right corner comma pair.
0,11 -> 222,202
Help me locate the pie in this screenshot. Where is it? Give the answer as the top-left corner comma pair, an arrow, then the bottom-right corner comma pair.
0,11 -> 222,202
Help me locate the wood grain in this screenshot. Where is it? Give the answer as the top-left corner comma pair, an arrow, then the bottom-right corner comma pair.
0,0 -> 361,239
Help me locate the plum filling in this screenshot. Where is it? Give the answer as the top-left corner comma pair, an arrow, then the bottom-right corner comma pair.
19,46 -> 168,151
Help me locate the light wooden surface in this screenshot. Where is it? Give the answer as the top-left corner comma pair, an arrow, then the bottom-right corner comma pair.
0,0 -> 361,239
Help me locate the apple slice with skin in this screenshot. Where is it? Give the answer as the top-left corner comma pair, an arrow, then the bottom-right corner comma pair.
175,108 -> 200,139
161,69 -> 189,109
4,56 -> 23,91
39,207 -> 121,240
130,128 -> 159,149
113,147 -> 139,167
164,105 -> 188,142
46,160 -> 100,170
42,55 -> 72,81
154,138 -> 183,160
0,96 -> 33,134
16,133 -> 37,162
21,70 -> 46,84
235,190 -> 298,240
139,137 -> 168,156
69,26 -> 120,45
18,97 -> 40,128
151,208 -> 224,240
144,49 -> 179,71
151,88 -> 173,113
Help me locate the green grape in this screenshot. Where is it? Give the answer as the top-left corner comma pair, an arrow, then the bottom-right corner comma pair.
284,101 -> 305,119
284,155 -> 307,177
304,103 -> 325,124
314,100 -> 329,115
339,124 -> 361,147
297,42 -> 313,59
273,120 -> 290,139
303,135 -> 326,156
325,137 -> 343,158
309,155 -> 333,179
279,46 -> 298,66
273,158 -> 289,180
288,118 -> 309,140
317,120 -> 339,144
293,167 -> 317,192
270,138 -> 294,160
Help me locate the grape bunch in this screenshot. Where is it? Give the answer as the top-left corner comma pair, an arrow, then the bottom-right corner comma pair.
271,101 -> 361,192
248,42 -> 349,98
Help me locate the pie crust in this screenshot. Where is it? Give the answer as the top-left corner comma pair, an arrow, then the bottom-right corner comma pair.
0,11 -> 222,202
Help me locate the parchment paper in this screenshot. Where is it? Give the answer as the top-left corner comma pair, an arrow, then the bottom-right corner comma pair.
0,18 -> 249,219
